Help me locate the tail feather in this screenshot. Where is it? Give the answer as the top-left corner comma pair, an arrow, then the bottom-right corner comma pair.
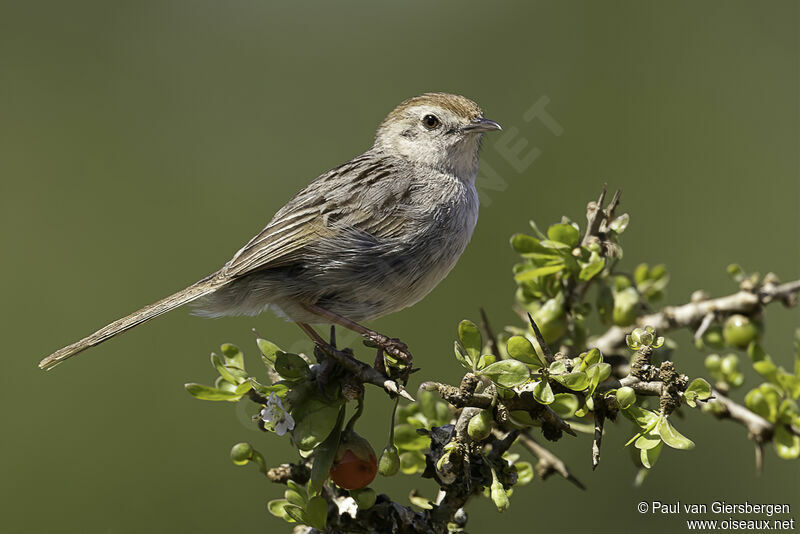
39,279 -> 222,370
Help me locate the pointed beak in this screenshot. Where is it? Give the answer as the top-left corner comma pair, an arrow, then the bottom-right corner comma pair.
463,117 -> 502,133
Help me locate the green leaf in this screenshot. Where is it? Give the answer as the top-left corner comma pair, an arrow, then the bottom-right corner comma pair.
453,341 -> 472,371
622,405 -> 660,429
656,417 -> 695,450
634,430 -> 662,451
257,338 -> 282,367
211,353 -> 239,385
640,441 -> 662,469
547,223 -> 580,247
249,379 -> 290,397
609,213 -> 630,234
550,393 -> 579,418
580,348 -> 602,370
684,378 -> 712,408
393,424 -> 430,451
184,383 -> 242,401
220,343 -> 245,369
532,380 -> 555,404
552,371 -> 590,392
310,407 -> 344,492
754,358 -> 779,385
292,397 -> 344,451
275,352 -> 310,380
514,461 -> 534,485
774,425 -> 800,460
267,499 -> 294,522
480,360 -> 531,387
458,320 -> 482,363
285,487 -> 306,508
514,263 -> 565,283
510,233 -> 544,254
477,354 -> 496,370
283,505 -> 309,525
506,335 -> 542,366
585,363 -> 611,395
579,256 -> 605,281
306,496 -> 328,530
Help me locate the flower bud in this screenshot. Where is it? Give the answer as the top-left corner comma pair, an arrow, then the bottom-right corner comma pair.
230,442 -> 253,465
490,480 -> 509,512
378,445 -> 400,477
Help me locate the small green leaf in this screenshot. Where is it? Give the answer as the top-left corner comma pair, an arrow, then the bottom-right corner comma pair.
211,353 -> 239,385
292,397 -> 344,451
458,320 -> 482,363
754,358 -> 779,384
622,405 -> 660,429
480,359 -> 531,387
184,383 -> 242,401
283,505 -> 309,525
453,341 -> 472,371
585,363 -> 611,395
552,371 -> 590,392
640,441 -> 662,469
550,393 -> 579,418
510,233 -> 543,254
609,213 -> 630,234
267,499 -> 294,522
257,338 -> 282,367
275,352 -> 310,380
684,378 -> 712,408
580,348 -> 602,369
547,223 -> 580,247
220,343 -> 245,369
285,487 -> 306,508
306,495 -> 328,530
506,335 -> 542,366
393,424 -> 430,451
514,461 -> 534,485
774,425 -> 800,459
579,256 -> 605,281
310,407 -> 344,492
634,431 -> 661,451
477,354 -> 497,370
656,417 -> 695,450
532,380 -> 555,404
514,263 -> 565,283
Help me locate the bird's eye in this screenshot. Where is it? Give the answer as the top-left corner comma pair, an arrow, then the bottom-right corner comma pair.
421,114 -> 440,130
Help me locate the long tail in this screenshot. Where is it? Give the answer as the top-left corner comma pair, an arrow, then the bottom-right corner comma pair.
39,278 -> 223,370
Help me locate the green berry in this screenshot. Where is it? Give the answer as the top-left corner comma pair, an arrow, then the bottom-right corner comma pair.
467,409 -> 493,441
616,386 -> 636,409
230,442 -> 253,465
378,445 -> 400,477
723,314 -> 761,349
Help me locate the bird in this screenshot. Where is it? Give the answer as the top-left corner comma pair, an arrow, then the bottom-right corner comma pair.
39,93 -> 501,371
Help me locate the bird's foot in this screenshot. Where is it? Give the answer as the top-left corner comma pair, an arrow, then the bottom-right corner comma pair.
364,334 -> 413,383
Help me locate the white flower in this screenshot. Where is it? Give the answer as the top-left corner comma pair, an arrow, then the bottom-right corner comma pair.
260,392 -> 295,436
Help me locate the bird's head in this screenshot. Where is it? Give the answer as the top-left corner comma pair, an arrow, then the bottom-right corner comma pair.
374,93 -> 501,179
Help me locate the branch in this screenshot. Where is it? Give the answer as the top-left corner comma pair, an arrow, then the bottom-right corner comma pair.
506,428 -> 586,490
705,388 -> 773,442
593,280 -> 800,354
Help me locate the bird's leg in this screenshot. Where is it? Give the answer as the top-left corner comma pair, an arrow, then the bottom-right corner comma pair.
301,303 -> 413,378
295,323 -> 348,397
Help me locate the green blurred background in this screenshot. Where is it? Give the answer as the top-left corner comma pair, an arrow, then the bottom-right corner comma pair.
2,1 -> 798,532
